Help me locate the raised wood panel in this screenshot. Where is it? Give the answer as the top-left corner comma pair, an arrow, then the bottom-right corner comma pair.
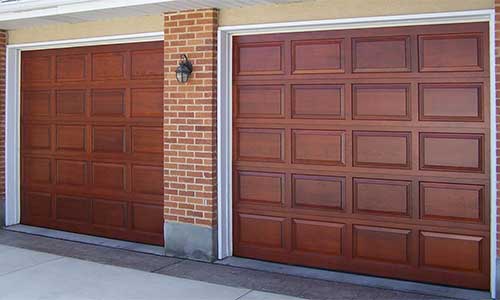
22,56 -> 51,82
92,199 -> 127,228
131,127 -> 163,154
292,39 -> 344,74
353,131 -> 411,169
237,171 -> 284,206
92,52 -> 126,80
420,231 -> 483,272
23,90 -> 51,118
420,182 -> 484,223
23,125 -> 51,150
353,178 -> 410,216
292,174 -> 344,210
56,54 -> 87,81
352,36 -> 410,73
132,165 -> 163,195
353,225 -> 410,264
131,49 -> 163,79
419,33 -> 484,72
91,89 -> 125,116
130,88 -> 163,118
131,203 -> 163,234
352,84 -> 410,120
56,125 -> 86,151
56,160 -> 86,186
237,128 -> 284,162
56,90 -> 86,116
419,83 -> 483,122
238,213 -> 285,249
236,85 -> 284,118
292,130 -> 345,166
55,195 -> 91,223
292,219 -> 344,255
292,85 -> 344,119
92,162 -> 126,191
92,127 -> 125,153
420,133 -> 483,172
237,42 -> 284,75
23,192 -> 52,218
24,157 -> 51,184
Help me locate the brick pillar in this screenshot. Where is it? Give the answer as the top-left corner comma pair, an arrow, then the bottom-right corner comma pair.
0,31 -> 6,225
163,9 -> 218,261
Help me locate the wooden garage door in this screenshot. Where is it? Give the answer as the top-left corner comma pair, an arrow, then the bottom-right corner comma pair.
233,23 -> 490,289
21,42 -> 164,245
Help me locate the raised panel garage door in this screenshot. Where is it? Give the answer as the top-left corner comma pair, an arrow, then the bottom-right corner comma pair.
232,23 -> 490,289
21,42 -> 164,245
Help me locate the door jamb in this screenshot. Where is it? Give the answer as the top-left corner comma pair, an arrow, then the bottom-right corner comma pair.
216,9 -> 496,297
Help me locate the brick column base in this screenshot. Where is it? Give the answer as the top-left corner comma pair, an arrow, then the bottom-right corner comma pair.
163,9 -> 218,261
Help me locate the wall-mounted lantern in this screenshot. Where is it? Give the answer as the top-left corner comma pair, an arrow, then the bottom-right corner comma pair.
175,54 -> 193,83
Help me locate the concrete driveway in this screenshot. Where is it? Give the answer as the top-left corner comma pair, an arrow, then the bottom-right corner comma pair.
0,245 -> 301,300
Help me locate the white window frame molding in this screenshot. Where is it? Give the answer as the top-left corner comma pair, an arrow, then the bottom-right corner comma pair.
4,31 -> 164,225
217,9 -> 497,297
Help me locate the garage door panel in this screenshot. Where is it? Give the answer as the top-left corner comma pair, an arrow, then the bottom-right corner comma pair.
92,199 -> 127,229
418,33 -> 484,72
236,85 -> 284,118
237,213 -> 286,249
353,225 -> 411,264
21,42 -> 164,245
22,56 -> 52,83
233,23 -> 490,289
292,174 -> 344,211
55,90 -> 86,116
55,195 -> 91,224
23,191 -> 52,219
23,90 -> 51,118
291,39 -> 344,74
236,42 -> 284,75
420,133 -> 483,172
92,52 -> 127,80
353,178 -> 411,217
420,231 -> 484,272
91,162 -> 126,191
352,36 -> 411,73
292,219 -> 344,256
419,83 -> 483,122
420,182 -> 484,223
292,130 -> 345,166
236,171 -> 284,206
130,49 -> 163,80
56,125 -> 86,152
352,84 -> 410,120
56,54 -> 87,82
292,84 -> 344,119
353,131 -> 411,169
91,89 -> 126,117
56,160 -> 87,186
92,126 -> 126,153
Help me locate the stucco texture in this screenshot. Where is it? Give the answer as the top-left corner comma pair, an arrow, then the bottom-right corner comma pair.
7,14 -> 163,44
219,0 -> 494,26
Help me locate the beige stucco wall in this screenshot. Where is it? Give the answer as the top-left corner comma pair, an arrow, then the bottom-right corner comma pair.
7,0 -> 494,44
219,0 -> 494,26
8,14 -> 163,44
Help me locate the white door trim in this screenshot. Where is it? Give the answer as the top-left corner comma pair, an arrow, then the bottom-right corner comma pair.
4,31 -> 164,225
216,9 -> 496,297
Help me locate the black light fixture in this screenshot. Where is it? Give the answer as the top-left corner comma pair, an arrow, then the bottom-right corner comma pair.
175,54 -> 193,83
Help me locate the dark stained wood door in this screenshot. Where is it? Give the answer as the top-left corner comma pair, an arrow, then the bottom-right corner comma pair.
21,42 -> 164,245
232,23 -> 490,289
